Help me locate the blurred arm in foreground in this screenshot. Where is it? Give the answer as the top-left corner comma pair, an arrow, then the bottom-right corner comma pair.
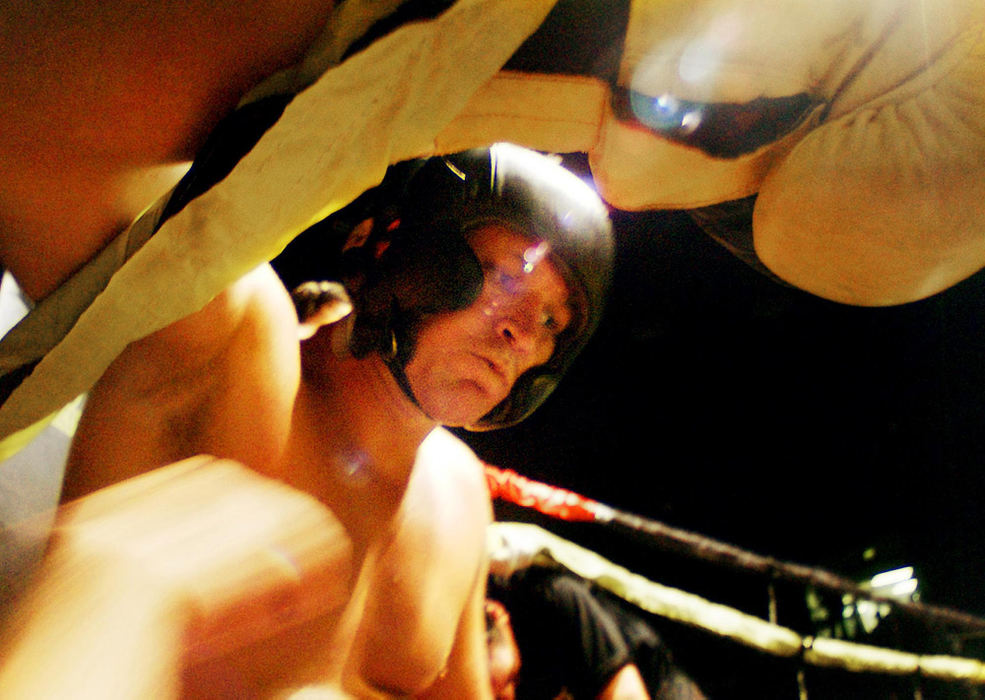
0,456 -> 353,700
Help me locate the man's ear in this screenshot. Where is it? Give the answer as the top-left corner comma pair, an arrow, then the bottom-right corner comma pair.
292,281 -> 353,340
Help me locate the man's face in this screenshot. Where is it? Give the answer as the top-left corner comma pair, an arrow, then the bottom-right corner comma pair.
404,223 -> 573,427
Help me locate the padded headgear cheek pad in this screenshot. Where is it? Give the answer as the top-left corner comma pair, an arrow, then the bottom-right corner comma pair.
347,220 -> 485,364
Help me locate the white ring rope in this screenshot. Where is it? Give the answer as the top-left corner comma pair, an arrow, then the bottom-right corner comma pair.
488,522 -> 985,685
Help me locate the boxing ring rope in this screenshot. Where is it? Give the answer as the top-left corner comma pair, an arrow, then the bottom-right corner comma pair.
484,464 -> 985,688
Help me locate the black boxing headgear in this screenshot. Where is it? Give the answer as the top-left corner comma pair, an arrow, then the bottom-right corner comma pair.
282,143 -> 615,430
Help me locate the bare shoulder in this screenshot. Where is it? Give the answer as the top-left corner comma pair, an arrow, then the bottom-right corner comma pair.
0,0 -> 337,299
97,264 -> 296,392
414,428 -> 494,535
405,428 -> 492,596
64,264 -> 300,499
394,428 -> 491,562
417,428 -> 489,493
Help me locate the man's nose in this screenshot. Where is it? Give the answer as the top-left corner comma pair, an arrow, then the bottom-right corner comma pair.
494,307 -> 540,355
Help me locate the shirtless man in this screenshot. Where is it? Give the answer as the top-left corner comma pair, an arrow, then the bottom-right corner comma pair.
57,143 -> 615,698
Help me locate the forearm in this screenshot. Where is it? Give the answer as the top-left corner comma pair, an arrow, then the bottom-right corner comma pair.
0,545 -> 186,699
1,456 -> 354,699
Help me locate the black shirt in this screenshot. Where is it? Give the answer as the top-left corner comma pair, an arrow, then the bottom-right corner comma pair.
490,566 -> 680,699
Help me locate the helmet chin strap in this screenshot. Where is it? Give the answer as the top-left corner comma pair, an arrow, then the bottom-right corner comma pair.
380,329 -> 436,422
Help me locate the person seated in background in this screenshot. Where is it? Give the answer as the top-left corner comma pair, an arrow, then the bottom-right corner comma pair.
49,143 -> 614,698
486,564 -> 707,700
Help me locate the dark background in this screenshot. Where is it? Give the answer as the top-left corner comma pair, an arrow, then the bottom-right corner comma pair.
455,157 -> 985,624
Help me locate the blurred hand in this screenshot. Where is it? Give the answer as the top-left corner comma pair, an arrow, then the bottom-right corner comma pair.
0,456 -> 354,699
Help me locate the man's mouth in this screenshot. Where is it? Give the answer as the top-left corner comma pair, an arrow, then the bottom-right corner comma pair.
473,352 -> 511,390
